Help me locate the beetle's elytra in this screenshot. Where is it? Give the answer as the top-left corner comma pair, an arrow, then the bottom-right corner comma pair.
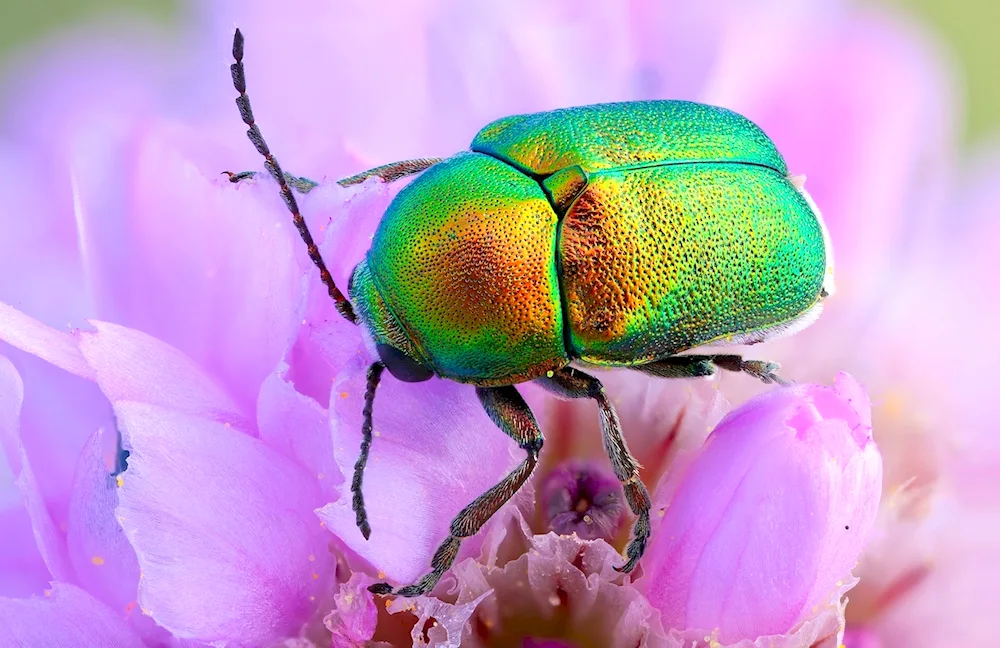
228,29 -> 833,598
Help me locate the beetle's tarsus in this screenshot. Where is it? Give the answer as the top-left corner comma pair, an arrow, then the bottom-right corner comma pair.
614,513 -> 649,574
614,483 -> 651,574
372,534 -> 461,597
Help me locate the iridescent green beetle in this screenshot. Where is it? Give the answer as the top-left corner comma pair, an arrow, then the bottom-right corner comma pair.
228,30 -> 833,598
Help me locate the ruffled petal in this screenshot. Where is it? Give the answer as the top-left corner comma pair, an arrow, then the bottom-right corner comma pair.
420,530 -> 666,648
325,573 -> 379,647
388,588 -> 491,648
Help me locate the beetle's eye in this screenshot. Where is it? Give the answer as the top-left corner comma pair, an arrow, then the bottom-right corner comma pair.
377,343 -> 433,383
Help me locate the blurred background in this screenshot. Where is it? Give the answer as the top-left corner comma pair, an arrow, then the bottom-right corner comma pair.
0,0 -> 996,143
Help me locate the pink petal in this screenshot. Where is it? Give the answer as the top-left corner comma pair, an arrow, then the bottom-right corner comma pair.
78,320 -> 249,430
97,122 -> 303,416
0,506 -> 50,597
0,356 -> 72,585
257,368 -> 343,501
318,351 -> 519,583
65,428 -> 141,621
283,180 -> 396,404
115,401 -> 334,645
844,626 -> 883,648
0,305 -> 112,554
0,583 -> 144,647
325,573 -> 379,648
388,588 -> 491,648
642,374 -> 882,643
0,358 -> 50,597
0,303 -> 93,380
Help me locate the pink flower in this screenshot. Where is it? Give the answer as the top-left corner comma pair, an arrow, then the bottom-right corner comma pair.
360,375 -> 880,647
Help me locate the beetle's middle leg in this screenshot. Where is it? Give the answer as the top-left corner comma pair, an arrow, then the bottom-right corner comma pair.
635,354 -> 790,385
535,367 -> 651,575
369,384 -> 542,598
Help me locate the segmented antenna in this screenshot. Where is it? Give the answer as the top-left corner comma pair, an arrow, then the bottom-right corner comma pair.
230,29 -> 357,324
352,361 -> 385,539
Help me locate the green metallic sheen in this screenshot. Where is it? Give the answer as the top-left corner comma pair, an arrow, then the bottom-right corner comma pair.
559,162 -> 826,364
350,261 -> 424,363
471,100 -> 787,176
541,165 -> 589,214
349,100 -> 830,387
364,152 -> 568,386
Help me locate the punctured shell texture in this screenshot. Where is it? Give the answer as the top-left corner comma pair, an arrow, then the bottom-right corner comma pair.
364,101 -> 828,383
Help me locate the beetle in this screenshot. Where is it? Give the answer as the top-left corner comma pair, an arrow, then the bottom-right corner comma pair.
227,29 -> 834,598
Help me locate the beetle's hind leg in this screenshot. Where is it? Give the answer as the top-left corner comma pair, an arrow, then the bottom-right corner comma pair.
635,354 -> 790,386
223,170 -> 319,194
369,385 -> 542,598
535,367 -> 651,574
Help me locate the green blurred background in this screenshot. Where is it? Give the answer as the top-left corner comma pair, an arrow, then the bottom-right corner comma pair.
0,0 -> 996,143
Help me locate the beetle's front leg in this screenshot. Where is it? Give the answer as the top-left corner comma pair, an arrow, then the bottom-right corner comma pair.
369,385 -> 542,598
535,367 -> 651,574
636,354 -> 790,386
223,170 -> 319,193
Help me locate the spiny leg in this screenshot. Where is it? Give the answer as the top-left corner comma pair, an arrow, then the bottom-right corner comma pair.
228,28 -> 356,323
352,361 -> 385,540
634,354 -> 790,385
369,385 -> 543,598
535,367 -> 651,574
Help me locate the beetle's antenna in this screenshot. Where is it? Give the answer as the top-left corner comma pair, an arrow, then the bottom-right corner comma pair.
353,361 -> 385,539
229,28 -> 357,324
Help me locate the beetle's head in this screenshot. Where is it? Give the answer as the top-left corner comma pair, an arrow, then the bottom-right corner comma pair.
348,260 -> 434,383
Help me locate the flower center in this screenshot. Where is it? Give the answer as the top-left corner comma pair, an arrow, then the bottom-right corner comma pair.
540,461 -> 625,543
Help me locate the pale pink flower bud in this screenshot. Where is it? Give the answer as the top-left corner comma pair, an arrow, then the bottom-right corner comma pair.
642,373 -> 882,644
